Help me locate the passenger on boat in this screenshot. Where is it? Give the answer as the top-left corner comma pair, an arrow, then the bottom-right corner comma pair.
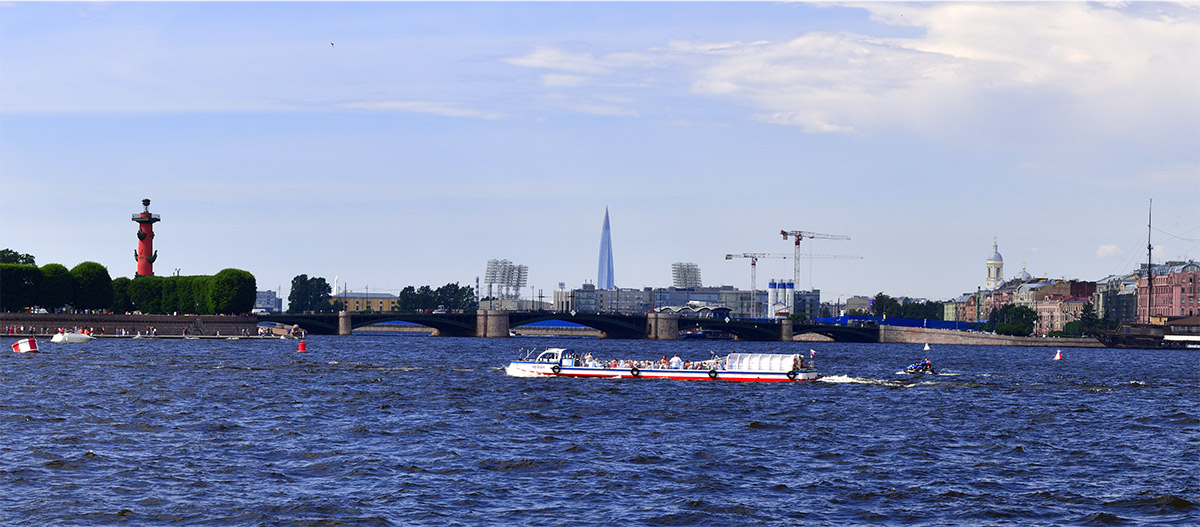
669,354 -> 683,369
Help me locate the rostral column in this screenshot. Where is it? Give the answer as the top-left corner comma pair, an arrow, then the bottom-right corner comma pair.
132,198 -> 160,276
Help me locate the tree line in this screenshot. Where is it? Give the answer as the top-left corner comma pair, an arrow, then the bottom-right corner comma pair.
287,274 -> 477,314
0,248 -> 256,314
849,293 -> 947,321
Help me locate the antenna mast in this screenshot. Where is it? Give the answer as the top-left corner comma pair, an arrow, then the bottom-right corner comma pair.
1146,199 -> 1154,323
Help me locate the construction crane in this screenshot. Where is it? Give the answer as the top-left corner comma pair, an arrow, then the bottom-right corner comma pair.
726,253 -> 787,319
780,230 -> 853,312
725,253 -> 788,299
726,251 -> 861,317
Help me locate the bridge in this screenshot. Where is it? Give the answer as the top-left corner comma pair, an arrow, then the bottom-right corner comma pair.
258,311 -> 879,343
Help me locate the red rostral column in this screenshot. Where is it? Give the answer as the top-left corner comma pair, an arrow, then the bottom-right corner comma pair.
132,198 -> 160,276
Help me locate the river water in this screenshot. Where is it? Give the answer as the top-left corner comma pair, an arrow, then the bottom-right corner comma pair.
1,335 -> 1196,526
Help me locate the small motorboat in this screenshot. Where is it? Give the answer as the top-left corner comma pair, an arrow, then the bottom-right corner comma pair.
903,358 -> 935,374
51,332 -> 95,344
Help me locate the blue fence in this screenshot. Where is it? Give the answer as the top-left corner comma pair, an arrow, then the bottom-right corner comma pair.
813,316 -> 982,331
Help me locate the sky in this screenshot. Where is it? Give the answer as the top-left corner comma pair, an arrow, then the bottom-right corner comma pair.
2,2 -> 1198,307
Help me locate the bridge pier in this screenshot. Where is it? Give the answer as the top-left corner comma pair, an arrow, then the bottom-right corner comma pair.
780,319 -> 793,341
476,310 -> 511,338
338,310 -> 352,336
646,312 -> 679,340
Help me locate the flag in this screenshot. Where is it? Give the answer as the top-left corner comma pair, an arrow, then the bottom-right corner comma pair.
809,349 -> 816,357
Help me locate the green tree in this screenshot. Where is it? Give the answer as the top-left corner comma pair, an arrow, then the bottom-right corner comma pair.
211,268 -> 256,314
397,286 -> 417,311
435,282 -> 477,311
788,312 -> 810,324
70,261 -> 113,311
110,277 -> 134,313
1059,320 -> 1084,337
1079,302 -> 1100,337
186,276 -> 212,314
0,263 -> 41,311
39,263 -> 73,311
988,304 -> 1038,336
0,249 -> 35,265
128,276 -> 164,313
415,285 -> 436,310
900,300 -> 945,320
287,274 -> 332,313
160,277 -> 180,313
872,292 -> 902,318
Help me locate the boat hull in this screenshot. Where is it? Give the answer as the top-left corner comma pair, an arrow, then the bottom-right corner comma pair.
505,361 -> 818,382
51,332 -> 95,344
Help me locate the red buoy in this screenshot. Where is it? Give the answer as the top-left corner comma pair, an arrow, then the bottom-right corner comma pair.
11,338 -> 38,353
297,341 -> 306,353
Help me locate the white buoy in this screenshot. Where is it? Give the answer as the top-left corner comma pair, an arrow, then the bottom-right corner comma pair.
1053,349 -> 1063,360
923,343 -> 931,351
11,338 -> 38,353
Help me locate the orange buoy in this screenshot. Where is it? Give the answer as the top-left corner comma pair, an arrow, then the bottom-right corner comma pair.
1053,349 -> 1063,360
297,341 -> 307,353
11,338 -> 38,353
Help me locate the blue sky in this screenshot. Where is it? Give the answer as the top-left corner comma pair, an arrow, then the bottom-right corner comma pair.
2,2 -> 1198,305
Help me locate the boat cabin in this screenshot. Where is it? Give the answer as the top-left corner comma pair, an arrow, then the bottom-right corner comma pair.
532,347 -> 579,367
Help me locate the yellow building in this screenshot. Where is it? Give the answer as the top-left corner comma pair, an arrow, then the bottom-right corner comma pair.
331,291 -> 398,313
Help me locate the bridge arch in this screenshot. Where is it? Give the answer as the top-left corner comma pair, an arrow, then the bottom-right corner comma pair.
509,312 -> 648,340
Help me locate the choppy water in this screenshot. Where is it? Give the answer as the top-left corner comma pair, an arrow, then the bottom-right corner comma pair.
2,335 -> 1197,526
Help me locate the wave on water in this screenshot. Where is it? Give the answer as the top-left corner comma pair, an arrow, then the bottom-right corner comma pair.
819,375 -> 901,387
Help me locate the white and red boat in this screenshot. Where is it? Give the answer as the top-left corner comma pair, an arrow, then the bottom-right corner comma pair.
505,348 -> 818,382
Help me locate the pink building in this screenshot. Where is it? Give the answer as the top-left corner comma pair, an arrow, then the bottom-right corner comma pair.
1138,261 -> 1200,323
1032,295 -> 1090,336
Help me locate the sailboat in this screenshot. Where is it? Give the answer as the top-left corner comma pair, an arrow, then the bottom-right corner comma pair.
1097,200 -> 1167,349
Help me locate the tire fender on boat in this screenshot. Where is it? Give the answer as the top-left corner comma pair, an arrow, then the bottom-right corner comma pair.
552,365 -> 561,374
630,366 -> 640,377
787,370 -> 798,381
708,369 -> 718,380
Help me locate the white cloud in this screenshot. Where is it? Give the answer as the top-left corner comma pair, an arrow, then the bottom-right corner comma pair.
541,74 -> 590,88
504,47 -> 610,75
500,3 -> 1198,137
1096,244 -> 1121,259
338,100 -> 503,120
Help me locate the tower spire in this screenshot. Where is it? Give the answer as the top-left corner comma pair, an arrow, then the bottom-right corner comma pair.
597,208 -> 615,289
986,238 -> 1004,290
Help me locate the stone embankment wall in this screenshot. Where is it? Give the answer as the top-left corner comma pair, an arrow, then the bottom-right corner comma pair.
879,325 -> 1104,348
1,313 -> 258,337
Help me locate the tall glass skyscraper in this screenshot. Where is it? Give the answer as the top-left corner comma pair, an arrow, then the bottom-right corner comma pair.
597,208 -> 615,289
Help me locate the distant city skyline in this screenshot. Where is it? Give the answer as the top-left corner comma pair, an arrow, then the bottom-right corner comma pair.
1,3 -> 1196,304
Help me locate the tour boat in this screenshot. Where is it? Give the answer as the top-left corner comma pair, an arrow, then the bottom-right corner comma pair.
50,332 -> 95,344
505,347 -> 818,382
